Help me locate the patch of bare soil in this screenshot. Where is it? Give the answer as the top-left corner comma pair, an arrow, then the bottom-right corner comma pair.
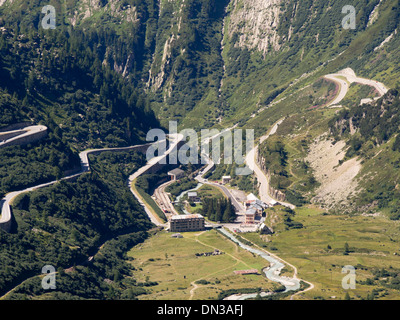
229,188 -> 247,204
306,134 -> 362,210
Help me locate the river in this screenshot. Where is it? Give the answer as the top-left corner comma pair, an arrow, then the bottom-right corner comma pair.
218,228 -> 300,300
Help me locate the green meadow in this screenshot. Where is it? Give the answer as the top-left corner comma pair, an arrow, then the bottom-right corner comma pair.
127,229 -> 274,300
242,205 -> 400,300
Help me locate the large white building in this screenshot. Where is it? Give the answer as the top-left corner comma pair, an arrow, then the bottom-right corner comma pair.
169,214 -> 205,232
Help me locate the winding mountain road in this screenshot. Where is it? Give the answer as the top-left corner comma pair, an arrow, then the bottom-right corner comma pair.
324,67 -> 389,107
222,68 -> 389,299
153,180 -> 179,218
0,125 -> 183,231
195,126 -> 245,212
0,67 -> 390,299
0,124 -> 47,148
243,67 -> 390,211
194,120 -> 295,211
129,133 -> 184,226
245,119 -> 296,210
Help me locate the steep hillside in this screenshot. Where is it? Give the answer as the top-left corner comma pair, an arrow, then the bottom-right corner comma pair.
252,82 -> 400,217
329,89 -> 400,217
0,1 -> 160,205
1,0 -> 399,214
3,0 -> 398,131
2,0 -> 400,300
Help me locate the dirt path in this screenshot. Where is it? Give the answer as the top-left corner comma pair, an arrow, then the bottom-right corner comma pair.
189,260 -> 241,300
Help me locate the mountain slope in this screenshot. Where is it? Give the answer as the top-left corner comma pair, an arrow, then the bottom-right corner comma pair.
1,0 -> 400,300
2,0 -> 398,130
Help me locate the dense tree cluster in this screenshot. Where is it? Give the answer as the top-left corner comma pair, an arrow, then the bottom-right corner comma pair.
0,89 -> 27,127
165,177 -> 197,199
0,8 -> 159,150
136,172 -> 169,195
330,89 -> 400,156
0,127 -> 80,199
259,137 -> 290,191
0,2 -> 162,202
0,150 -> 153,299
5,231 -> 150,300
282,207 -> 303,230
201,197 -> 236,223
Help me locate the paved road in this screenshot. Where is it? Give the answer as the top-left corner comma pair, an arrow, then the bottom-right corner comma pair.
245,67 -> 390,210
153,180 -> 179,218
0,142 -> 149,230
245,119 -> 296,210
0,125 -> 47,148
324,74 -> 350,107
195,121 -> 295,211
195,126 -> 246,213
324,67 -> 389,107
209,182 -> 245,212
128,133 -> 184,227
0,128 -> 182,231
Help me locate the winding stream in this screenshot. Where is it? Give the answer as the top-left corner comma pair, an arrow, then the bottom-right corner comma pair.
218,228 -> 300,300
175,183 -> 203,215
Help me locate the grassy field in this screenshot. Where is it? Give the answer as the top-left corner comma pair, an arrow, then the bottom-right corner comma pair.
179,184 -> 226,215
241,205 -> 400,300
185,203 -> 203,213
197,184 -> 226,199
127,229 -> 275,300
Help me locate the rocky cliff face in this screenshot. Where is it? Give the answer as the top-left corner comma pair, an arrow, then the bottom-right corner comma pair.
146,0 -> 185,94
227,0 -> 283,54
145,0 -> 286,94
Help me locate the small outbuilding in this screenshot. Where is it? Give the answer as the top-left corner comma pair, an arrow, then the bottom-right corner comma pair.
188,191 -> 200,202
168,168 -> 185,181
171,233 -> 183,238
222,176 -> 232,184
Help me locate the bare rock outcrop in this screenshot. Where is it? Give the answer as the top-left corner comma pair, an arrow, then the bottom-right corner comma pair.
227,0 -> 283,54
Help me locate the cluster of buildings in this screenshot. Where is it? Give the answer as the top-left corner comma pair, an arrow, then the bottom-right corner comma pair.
167,191 -> 279,232
165,168 -> 278,233
243,193 -> 277,225
166,168 -> 206,232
